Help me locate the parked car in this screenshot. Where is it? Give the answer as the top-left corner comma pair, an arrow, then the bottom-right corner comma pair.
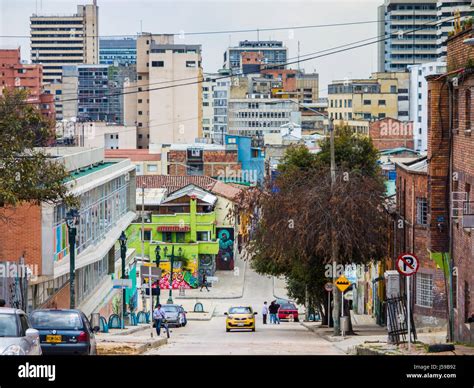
278,302 -> 299,322
225,306 -> 257,332
29,309 -> 98,355
0,308 -> 41,356
160,304 -> 187,327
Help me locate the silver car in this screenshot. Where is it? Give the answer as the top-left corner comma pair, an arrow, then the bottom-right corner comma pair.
0,308 -> 42,355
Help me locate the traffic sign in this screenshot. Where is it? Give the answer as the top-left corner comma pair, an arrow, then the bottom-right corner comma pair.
396,253 -> 419,277
335,275 -> 351,293
324,282 -> 334,292
113,279 -> 132,289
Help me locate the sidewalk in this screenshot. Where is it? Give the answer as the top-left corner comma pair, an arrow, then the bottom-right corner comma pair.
301,311 -> 458,355
175,256 -> 246,300
96,325 -> 167,355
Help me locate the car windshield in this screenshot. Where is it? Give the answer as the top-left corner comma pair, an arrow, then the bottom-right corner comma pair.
0,314 -> 19,337
229,307 -> 252,314
161,306 -> 178,313
281,303 -> 296,310
30,311 -> 83,330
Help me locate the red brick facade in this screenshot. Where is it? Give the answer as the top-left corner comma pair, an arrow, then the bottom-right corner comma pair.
0,204 -> 43,275
369,118 -> 414,151
426,27 -> 474,343
395,162 -> 447,327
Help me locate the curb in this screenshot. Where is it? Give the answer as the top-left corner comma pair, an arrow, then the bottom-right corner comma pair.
187,305 -> 216,321
97,337 -> 168,355
109,324 -> 151,336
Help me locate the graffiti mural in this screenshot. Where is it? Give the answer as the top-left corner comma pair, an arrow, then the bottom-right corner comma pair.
198,254 -> 216,285
216,228 -> 234,270
157,258 -> 199,289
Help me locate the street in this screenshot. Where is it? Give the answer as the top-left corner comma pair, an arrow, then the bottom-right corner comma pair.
143,263 -> 344,355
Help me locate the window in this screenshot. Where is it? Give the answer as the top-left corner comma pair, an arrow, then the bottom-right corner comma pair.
416,197 -> 428,226
147,164 -> 158,172
197,231 -> 210,241
390,85 -> 397,93
142,230 -> 151,241
176,232 -> 185,243
151,61 -> 164,67
416,273 -> 433,307
453,89 -> 459,129
186,61 -> 196,68
363,100 -> 371,105
378,100 -> 386,106
162,232 -> 172,243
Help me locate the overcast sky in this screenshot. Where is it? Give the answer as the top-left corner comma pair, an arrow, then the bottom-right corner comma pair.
0,0 -> 381,95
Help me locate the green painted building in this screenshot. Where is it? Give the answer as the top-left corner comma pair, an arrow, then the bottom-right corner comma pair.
127,185 -> 220,289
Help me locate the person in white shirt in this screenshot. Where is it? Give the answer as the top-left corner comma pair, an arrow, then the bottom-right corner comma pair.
261,301 -> 269,324
153,304 -> 167,336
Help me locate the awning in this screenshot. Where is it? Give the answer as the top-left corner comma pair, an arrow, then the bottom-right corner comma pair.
156,226 -> 190,232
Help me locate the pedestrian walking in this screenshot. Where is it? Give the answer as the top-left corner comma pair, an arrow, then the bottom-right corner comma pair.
153,303 -> 166,336
269,300 -> 279,324
200,274 -> 210,292
262,301 -> 269,324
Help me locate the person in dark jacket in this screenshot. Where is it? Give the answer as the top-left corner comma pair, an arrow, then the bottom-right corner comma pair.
268,300 -> 280,324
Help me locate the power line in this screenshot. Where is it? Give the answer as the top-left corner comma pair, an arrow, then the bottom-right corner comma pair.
11,15 -> 457,107
1,19 -> 383,39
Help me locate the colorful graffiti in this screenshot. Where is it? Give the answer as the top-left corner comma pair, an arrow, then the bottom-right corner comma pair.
54,223 -> 69,262
158,271 -> 198,289
216,228 -> 234,270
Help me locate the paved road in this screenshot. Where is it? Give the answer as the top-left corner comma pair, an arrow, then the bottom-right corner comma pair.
144,264 -> 343,355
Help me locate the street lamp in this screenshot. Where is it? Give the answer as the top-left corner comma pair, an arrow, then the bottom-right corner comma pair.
119,231 -> 127,329
166,246 -> 183,304
65,208 -> 79,309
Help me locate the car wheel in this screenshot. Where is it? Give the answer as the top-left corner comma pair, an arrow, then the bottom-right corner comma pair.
226,328 -> 230,332
251,328 -> 255,332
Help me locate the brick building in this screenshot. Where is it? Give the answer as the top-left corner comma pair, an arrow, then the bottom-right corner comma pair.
0,48 -> 55,119
426,25 -> 474,343
395,157 -> 447,328
369,118 -> 414,151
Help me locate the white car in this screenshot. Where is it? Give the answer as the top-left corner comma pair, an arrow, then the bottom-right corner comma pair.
0,308 -> 42,355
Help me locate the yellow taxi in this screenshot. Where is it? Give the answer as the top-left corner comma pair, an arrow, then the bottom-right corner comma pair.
225,306 -> 257,332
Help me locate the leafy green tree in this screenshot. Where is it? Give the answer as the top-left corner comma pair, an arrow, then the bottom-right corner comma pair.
234,126 -> 387,331
0,88 -> 75,212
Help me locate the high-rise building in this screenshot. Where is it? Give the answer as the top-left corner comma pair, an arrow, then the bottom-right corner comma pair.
223,40 -> 287,72
378,0 -> 438,72
30,2 -> 99,84
436,0 -> 472,60
99,38 -> 137,65
407,61 -> 446,152
129,34 -> 202,148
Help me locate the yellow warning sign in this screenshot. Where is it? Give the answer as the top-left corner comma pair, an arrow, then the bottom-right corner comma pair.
335,275 -> 351,293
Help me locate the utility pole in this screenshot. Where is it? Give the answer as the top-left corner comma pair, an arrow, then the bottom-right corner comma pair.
329,117 -> 341,336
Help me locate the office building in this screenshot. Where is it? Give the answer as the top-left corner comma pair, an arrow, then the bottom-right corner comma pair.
328,72 -> 410,125
436,0 -> 472,60
223,40 -> 287,72
99,38 -> 137,65
378,0 -> 438,72
30,1 -> 99,83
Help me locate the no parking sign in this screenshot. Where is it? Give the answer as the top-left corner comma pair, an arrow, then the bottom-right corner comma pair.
396,253 -> 419,277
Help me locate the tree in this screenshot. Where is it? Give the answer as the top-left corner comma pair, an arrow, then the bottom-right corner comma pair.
0,88 -> 75,216
234,126 -> 387,333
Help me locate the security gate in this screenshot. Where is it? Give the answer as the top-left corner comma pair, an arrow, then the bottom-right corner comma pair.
386,295 -> 417,345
